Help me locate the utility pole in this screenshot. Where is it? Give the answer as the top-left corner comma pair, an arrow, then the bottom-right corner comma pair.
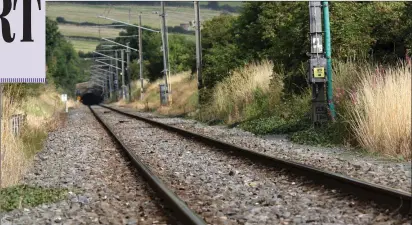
308,1 -> 327,126
194,1 -> 203,98
115,50 -> 121,100
106,71 -> 110,100
322,1 -> 336,121
121,49 -> 126,100
102,77 -> 106,101
139,14 -> 144,101
126,42 -> 131,101
111,57 -> 118,101
108,69 -> 113,100
160,1 -> 169,105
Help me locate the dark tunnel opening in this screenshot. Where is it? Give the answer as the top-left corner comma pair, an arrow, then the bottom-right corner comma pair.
81,92 -> 104,105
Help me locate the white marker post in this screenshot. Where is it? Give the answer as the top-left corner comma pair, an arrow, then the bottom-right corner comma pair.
61,94 -> 68,113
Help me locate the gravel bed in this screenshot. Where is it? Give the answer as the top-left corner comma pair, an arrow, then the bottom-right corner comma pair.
96,106 -> 410,225
109,106 -> 411,194
1,106 -> 172,225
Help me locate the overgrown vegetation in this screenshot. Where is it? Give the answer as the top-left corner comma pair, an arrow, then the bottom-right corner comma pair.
188,2 -> 412,159
196,60 -> 278,124
118,71 -> 198,116
1,85 -> 66,188
0,185 -> 69,212
117,2 -> 411,159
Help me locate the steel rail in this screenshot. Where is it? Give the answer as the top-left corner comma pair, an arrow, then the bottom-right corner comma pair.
99,104 -> 412,216
89,106 -> 207,225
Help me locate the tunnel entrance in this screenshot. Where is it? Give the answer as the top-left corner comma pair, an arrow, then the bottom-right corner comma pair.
81,92 -> 103,105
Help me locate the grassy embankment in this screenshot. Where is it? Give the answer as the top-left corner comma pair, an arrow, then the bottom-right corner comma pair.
0,84 -> 79,212
46,2 -> 226,52
120,60 -> 411,160
115,71 -> 198,116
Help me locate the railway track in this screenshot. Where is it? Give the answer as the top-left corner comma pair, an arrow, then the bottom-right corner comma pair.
89,104 -> 411,224
89,106 -> 207,225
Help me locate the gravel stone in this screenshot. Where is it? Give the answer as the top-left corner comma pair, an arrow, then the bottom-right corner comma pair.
95,106 -> 411,225
0,106 -> 172,225
111,106 -> 411,193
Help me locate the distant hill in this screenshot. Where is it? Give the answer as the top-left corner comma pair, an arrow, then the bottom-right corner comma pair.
46,2 -> 237,53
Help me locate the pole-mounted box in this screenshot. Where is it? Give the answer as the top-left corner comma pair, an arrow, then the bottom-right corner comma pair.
308,57 -> 327,83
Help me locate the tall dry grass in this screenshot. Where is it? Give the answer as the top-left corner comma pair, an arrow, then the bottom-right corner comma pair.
347,64 -> 411,159
203,60 -> 280,123
116,72 -> 198,116
1,90 -> 26,188
1,85 -> 65,188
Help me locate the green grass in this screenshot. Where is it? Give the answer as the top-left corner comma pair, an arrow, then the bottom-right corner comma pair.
289,124 -> 347,147
241,116 -> 310,135
20,127 -> 48,158
67,38 -> 100,53
46,2 -> 229,28
0,185 -> 69,212
59,24 -> 124,38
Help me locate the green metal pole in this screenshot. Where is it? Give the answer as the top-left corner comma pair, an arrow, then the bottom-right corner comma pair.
322,1 -> 336,121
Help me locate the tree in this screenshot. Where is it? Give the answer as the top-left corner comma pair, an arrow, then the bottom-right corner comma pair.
201,14 -> 243,89
45,17 -> 87,95
113,26 -> 195,82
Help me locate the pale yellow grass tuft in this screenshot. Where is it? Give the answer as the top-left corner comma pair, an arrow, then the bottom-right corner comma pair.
348,64 -> 411,159
118,71 -> 198,116
208,60 -> 276,123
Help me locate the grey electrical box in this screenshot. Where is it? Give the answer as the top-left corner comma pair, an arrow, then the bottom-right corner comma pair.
311,102 -> 328,124
308,57 -> 327,83
159,84 -> 168,105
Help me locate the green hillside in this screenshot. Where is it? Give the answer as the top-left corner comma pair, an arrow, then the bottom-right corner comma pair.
46,2 -> 235,53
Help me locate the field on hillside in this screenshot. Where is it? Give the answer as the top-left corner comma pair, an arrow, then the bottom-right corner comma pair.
46,2 -> 227,28
67,38 -> 100,53
47,2 -> 216,53
59,24 -> 124,38
66,33 -> 194,53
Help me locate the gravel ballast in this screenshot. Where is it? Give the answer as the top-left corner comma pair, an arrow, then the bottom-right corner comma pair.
109,106 -> 411,194
96,106 -> 410,225
1,106 -> 171,225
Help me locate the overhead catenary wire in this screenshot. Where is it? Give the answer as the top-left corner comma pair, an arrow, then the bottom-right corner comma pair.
101,38 -> 138,51
93,51 -> 126,63
95,59 -> 122,69
98,15 -> 160,33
